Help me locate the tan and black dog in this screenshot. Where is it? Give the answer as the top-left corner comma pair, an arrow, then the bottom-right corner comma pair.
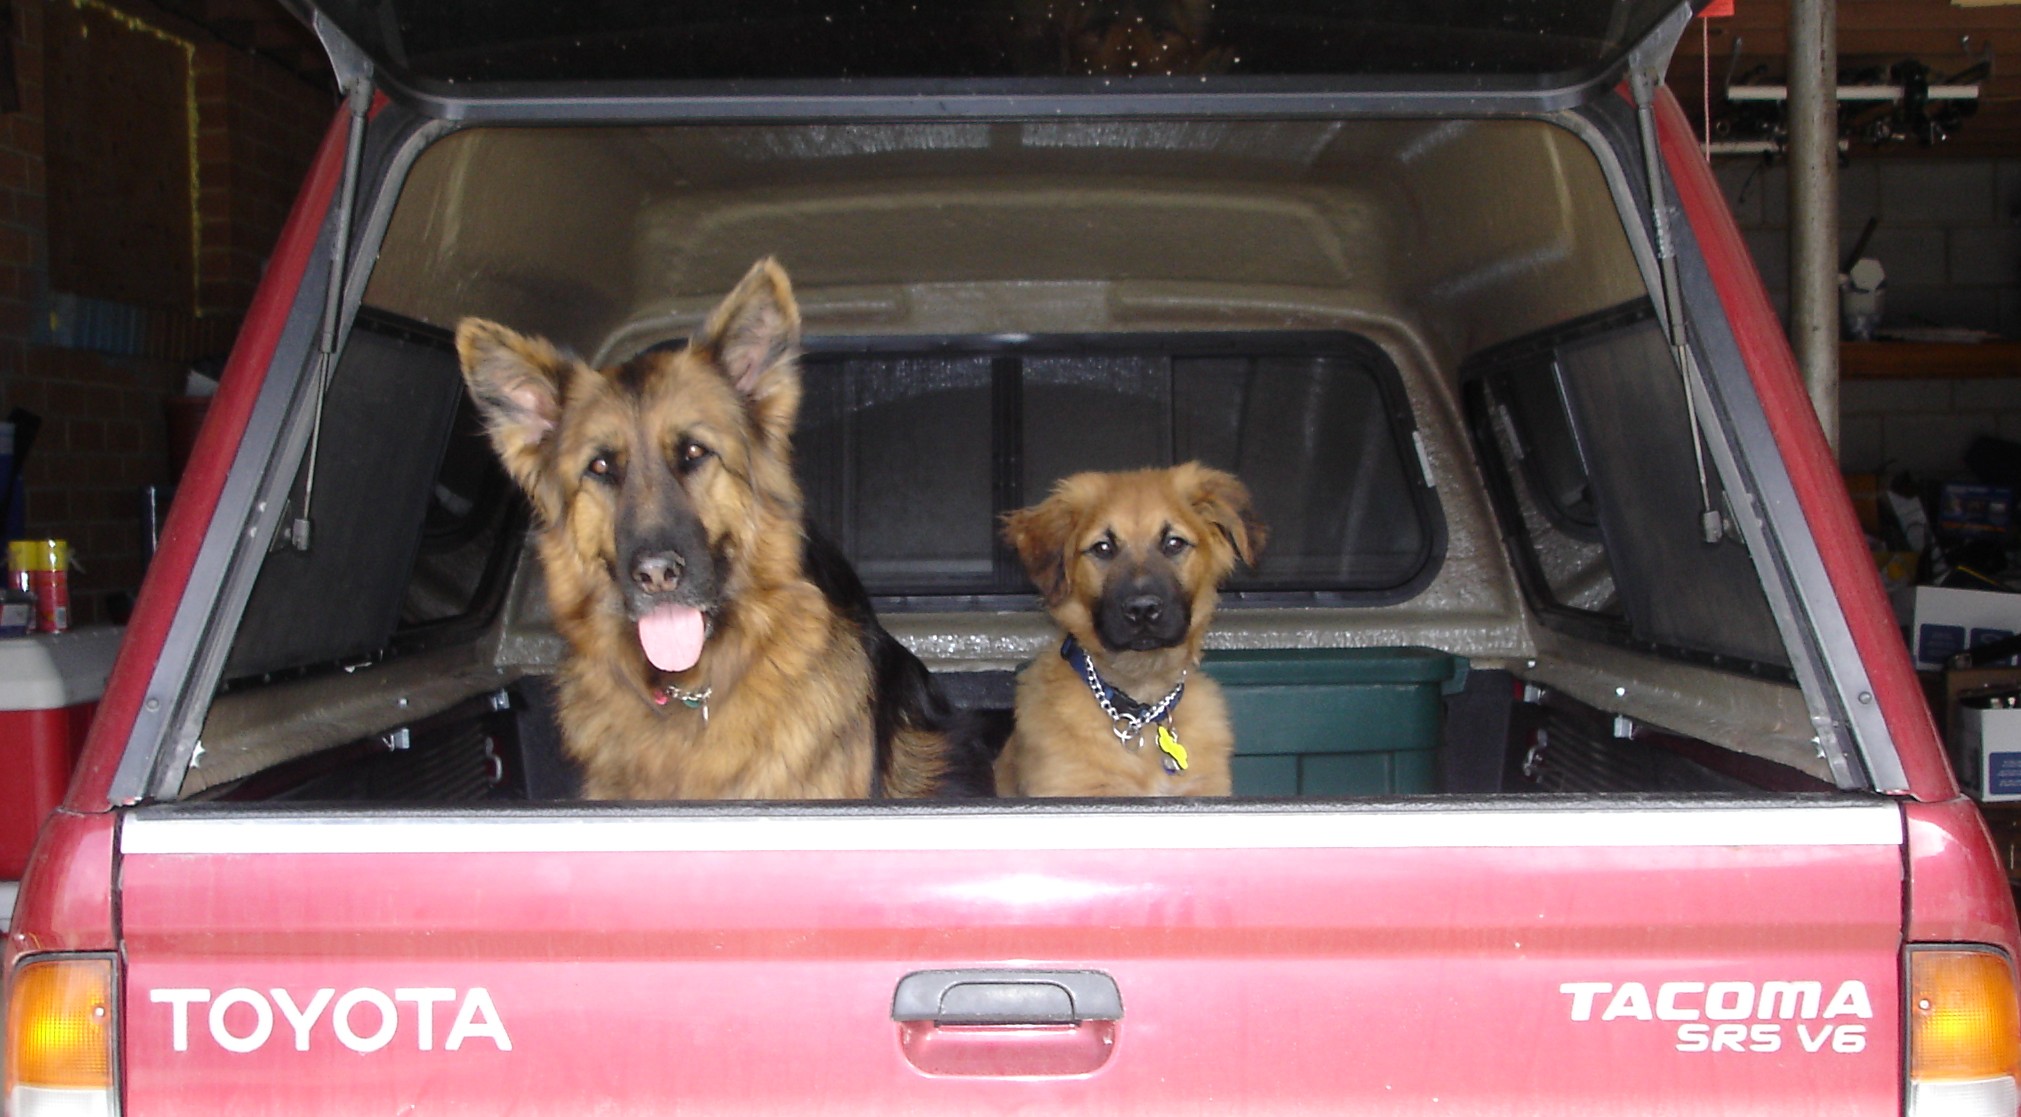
995,464 -> 1265,797
457,258 -> 992,800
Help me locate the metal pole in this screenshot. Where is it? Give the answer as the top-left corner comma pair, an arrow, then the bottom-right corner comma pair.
1789,0 -> 1840,452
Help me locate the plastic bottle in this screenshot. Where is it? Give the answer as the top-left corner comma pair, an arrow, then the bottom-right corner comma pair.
9,538 -> 69,632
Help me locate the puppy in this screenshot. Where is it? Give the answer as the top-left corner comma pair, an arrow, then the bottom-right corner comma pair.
994,463 -> 1265,796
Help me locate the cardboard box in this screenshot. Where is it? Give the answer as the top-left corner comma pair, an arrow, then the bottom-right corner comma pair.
1979,802 -> 2021,886
1946,666 -> 2021,736
1939,482 -> 2015,540
1911,585 -> 2021,669
1956,701 -> 2021,802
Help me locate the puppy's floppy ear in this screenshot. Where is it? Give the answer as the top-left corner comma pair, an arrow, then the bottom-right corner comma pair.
1183,462 -> 1267,568
457,317 -> 568,522
692,257 -> 802,445
1002,496 -> 1079,607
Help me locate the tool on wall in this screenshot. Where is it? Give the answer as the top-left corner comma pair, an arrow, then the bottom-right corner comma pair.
1704,39 -> 1990,156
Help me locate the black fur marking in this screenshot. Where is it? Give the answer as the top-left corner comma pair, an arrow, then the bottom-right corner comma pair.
613,351 -> 660,397
801,528 -> 997,799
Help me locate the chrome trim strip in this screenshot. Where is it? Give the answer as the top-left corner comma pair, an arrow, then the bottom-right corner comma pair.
123,803 -> 1903,855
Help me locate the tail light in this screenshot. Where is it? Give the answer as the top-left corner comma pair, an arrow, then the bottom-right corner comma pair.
4,955 -> 117,1117
1908,947 -> 2021,1117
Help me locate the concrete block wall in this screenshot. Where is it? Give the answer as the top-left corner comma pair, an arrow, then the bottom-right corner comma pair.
1838,376 -> 2021,478
1719,155 -> 2021,479
1717,155 -> 2021,337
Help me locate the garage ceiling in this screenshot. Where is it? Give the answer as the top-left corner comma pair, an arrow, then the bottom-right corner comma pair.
156,0 -> 2021,159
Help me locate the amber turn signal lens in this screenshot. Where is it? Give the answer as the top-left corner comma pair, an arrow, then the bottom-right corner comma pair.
1910,949 -> 2021,1082
5,956 -> 115,1090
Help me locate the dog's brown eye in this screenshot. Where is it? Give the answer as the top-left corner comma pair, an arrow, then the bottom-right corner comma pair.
586,455 -> 615,482
1160,535 -> 1190,557
677,440 -> 711,469
1088,538 -> 1116,560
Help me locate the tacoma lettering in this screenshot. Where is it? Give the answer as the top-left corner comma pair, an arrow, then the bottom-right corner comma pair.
1560,980 -> 1872,1054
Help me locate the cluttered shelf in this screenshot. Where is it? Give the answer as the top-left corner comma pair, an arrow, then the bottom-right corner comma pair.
1842,340 -> 2021,380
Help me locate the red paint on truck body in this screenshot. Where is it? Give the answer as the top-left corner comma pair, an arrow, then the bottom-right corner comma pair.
118,829 -> 1904,1114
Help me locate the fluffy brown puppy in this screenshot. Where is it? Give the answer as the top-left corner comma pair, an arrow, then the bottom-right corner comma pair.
995,464 -> 1265,797
457,259 -> 990,800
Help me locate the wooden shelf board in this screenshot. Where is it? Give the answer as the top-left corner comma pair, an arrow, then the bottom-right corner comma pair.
1841,341 -> 2021,380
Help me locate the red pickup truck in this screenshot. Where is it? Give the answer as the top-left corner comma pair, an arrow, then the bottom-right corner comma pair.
8,1 -> 2019,1114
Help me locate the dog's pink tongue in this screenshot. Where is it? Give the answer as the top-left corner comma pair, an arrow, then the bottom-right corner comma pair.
639,603 -> 705,673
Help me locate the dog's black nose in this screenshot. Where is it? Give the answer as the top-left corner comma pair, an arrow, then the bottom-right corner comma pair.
632,551 -> 685,595
1122,594 -> 1164,626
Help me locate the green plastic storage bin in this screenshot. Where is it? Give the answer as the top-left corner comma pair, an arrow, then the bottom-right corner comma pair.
1202,646 -> 1466,796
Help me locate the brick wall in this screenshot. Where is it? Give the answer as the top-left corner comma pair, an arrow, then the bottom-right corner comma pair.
1718,156 -> 2021,478
0,0 -> 330,625
8,347 -> 182,603
0,0 -> 45,418
198,41 -> 329,316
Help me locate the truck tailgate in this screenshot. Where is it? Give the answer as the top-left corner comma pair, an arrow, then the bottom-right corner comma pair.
117,800 -> 1904,1114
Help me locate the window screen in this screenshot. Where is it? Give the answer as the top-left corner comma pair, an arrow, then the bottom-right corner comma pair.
223,310 -> 520,683
1469,362 -> 1621,618
1464,302 -> 1790,675
795,332 -> 1440,604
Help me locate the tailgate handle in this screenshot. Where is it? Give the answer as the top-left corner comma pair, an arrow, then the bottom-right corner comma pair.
892,969 -> 1122,1026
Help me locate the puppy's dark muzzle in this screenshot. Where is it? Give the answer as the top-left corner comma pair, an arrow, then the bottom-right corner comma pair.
1095,579 -> 1190,652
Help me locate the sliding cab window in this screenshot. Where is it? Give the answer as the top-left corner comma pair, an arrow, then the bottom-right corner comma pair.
1463,301 -> 1789,675
791,333 -> 1443,607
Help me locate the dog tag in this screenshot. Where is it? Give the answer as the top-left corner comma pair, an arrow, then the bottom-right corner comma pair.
1156,724 -> 1188,772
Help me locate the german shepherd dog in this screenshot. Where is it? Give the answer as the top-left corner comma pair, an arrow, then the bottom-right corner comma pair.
457,259 -> 992,800
994,464 -> 1265,797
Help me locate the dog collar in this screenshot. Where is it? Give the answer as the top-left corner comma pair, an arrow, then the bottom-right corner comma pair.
1059,635 -> 1189,772
653,682 -> 711,723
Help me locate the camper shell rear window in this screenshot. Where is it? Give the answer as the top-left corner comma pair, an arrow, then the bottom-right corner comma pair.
793,331 -> 1443,609
223,326 -> 1444,685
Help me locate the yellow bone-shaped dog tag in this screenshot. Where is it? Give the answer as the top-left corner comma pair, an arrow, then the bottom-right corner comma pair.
1156,724 -> 1188,772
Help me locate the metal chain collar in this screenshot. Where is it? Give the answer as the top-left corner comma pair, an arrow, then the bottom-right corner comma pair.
654,683 -> 712,723
1071,647 -> 1186,749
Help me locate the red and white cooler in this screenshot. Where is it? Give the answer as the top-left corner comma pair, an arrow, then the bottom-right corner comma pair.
1,625 -> 122,881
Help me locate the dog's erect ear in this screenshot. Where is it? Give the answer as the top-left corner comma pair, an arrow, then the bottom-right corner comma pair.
1002,496 -> 1079,607
692,257 -> 802,443
1183,463 -> 1268,568
457,317 -> 567,520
